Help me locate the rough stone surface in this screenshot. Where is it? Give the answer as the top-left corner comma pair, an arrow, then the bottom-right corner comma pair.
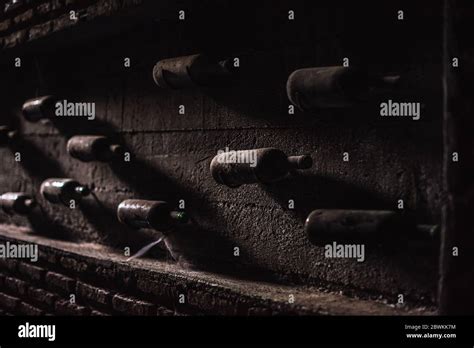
17,302 -> 44,316
112,294 -> 156,315
17,262 -> 46,283
45,271 -> 76,295
0,226 -> 436,315
76,281 -> 112,306
0,292 -> 20,312
54,299 -> 90,315
27,287 -> 59,309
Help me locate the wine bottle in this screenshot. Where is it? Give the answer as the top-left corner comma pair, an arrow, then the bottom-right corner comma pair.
40,178 -> 90,206
210,147 -> 312,187
0,126 -> 17,145
67,135 -> 125,162
0,192 -> 36,215
22,95 -> 58,122
304,209 -> 438,244
153,54 -> 234,89
287,66 -> 399,110
117,199 -> 188,232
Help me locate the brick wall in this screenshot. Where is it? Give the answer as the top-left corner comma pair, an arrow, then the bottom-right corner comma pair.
0,259 -> 176,316
0,227 -> 435,315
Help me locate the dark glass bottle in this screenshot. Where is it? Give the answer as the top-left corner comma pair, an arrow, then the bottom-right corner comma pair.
304,209 -> 437,244
40,178 -> 90,206
67,135 -> 125,162
22,95 -> 57,122
210,147 -> 312,187
153,54 -> 234,89
0,192 -> 36,215
287,66 -> 399,110
117,199 -> 188,232
0,126 -> 17,145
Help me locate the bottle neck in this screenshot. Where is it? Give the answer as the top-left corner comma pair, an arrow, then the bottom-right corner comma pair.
23,198 -> 36,209
170,211 -> 188,224
287,155 -> 313,169
108,144 -> 125,159
74,185 -> 90,197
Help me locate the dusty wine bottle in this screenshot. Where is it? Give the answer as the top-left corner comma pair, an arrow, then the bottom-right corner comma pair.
153,54 -> 234,89
210,147 -> 312,187
40,178 -> 90,206
117,199 -> 188,232
304,209 -> 437,244
22,95 -> 58,122
287,66 -> 399,110
67,135 -> 125,162
0,126 -> 17,145
0,192 -> 36,215
286,67 -> 369,110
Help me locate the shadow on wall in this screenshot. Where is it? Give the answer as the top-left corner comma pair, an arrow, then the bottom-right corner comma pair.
4,90 -> 266,276
261,171 -> 394,222
6,138 -> 73,240
47,117 -> 263,276
10,137 -> 65,180
203,51 -> 286,123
